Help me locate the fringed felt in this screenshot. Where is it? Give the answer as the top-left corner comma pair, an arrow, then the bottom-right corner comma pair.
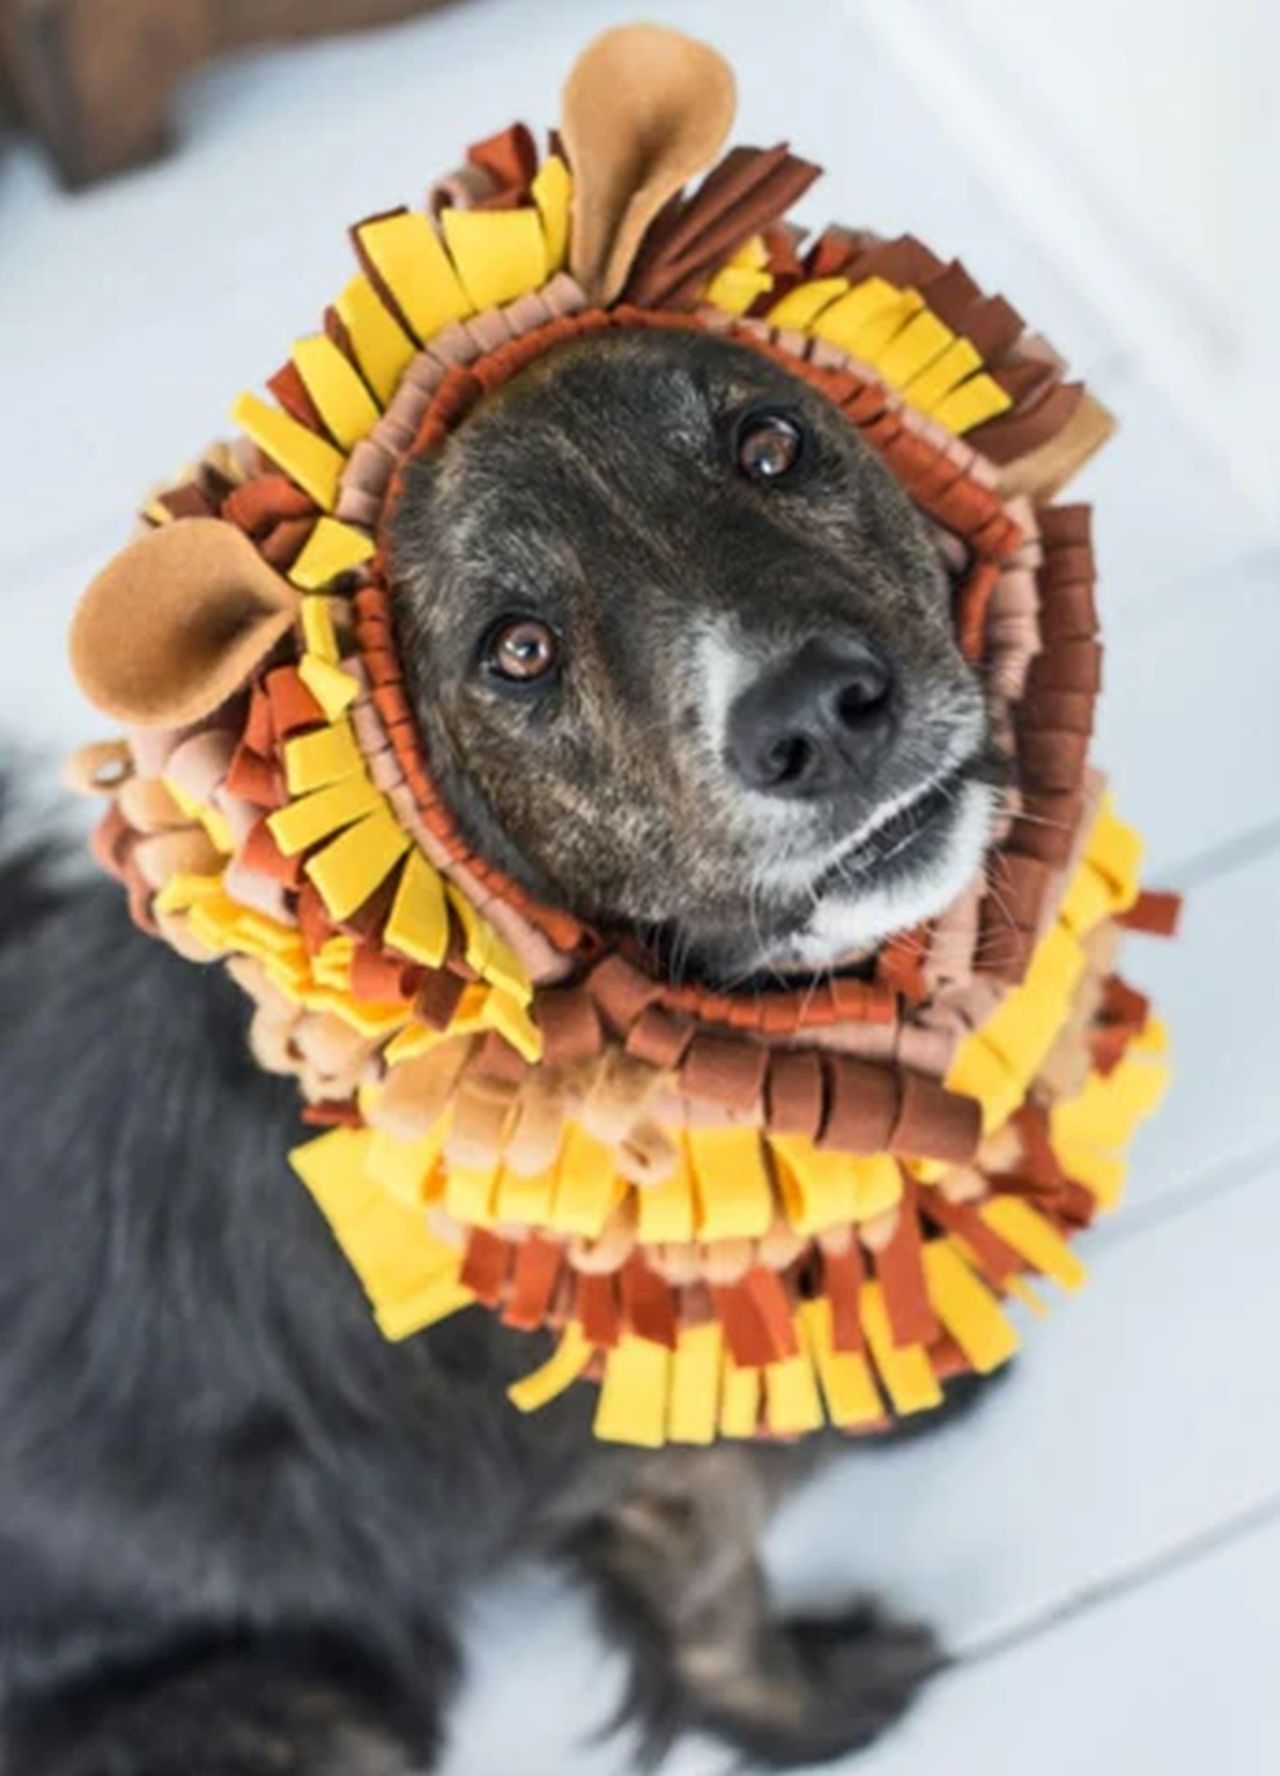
67,23 -> 1176,1448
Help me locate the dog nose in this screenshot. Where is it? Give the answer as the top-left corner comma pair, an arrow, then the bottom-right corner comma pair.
726,638 -> 896,798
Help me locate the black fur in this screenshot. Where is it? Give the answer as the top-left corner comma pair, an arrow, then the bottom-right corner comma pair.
0,834 -> 979,1771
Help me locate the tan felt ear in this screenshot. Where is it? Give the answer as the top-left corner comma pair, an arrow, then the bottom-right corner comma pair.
996,393 -> 1116,503
70,518 -> 300,727
562,23 -> 736,304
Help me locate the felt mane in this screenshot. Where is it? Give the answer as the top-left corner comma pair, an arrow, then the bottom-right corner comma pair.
67,26 -> 1177,1448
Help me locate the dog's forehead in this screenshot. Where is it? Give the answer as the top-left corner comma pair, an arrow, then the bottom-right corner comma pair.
463,329 -> 842,453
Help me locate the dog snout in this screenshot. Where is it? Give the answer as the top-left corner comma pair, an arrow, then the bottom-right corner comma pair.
725,637 -> 897,800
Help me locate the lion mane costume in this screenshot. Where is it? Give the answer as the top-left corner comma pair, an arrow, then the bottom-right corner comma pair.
68,26 -> 1176,1448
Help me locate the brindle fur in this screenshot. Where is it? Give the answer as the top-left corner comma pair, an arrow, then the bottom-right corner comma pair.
391,330 -> 991,981
1,330 -> 995,1772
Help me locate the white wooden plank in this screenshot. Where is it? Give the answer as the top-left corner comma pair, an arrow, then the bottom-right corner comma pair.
1097,557 -> 1280,873
0,0 -> 1125,568
764,1157 -> 1280,1654
1119,851 -> 1280,1208
858,1507 -> 1280,1776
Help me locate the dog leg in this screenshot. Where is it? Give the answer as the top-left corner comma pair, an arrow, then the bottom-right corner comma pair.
563,1449 -> 941,1769
6,1634 -> 457,1776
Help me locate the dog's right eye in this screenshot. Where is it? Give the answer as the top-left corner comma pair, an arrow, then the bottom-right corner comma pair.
735,411 -> 805,483
482,616 -> 560,686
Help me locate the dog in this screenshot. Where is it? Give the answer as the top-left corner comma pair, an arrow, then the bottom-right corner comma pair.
0,324 -> 998,1772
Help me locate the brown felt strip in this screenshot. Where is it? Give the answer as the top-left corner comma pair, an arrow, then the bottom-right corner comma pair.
819,1058 -> 900,1154
71,520 -> 300,728
873,1183 -> 940,1347
576,1271 -> 621,1347
619,1253 -> 679,1349
561,24 -> 737,302
459,1228 -> 511,1307
822,1243 -> 867,1354
502,1236 -> 563,1332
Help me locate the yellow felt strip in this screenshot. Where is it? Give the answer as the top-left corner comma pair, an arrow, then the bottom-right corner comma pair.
530,154 -> 572,274
384,850 -> 450,968
508,1322 -> 595,1413
482,989 -> 543,1064
381,1022 -> 443,1066
1051,1055 -> 1171,1153
474,933 -> 533,1007
730,234 -> 770,271
704,264 -> 773,316
1086,801 -> 1144,906
153,871 -> 223,915
769,1135 -> 856,1235
807,277 -> 900,352
854,288 -> 926,360
594,1335 -> 672,1448
1027,921 -> 1086,1004
299,595 -> 339,662
289,1128 -> 468,1338
231,908 -> 301,956
923,1240 -> 1020,1374
687,1127 -> 775,1240
440,207 -> 549,312
231,392 -> 345,511
799,1298 -> 884,1429
304,990 -> 409,1041
981,1197 -> 1088,1292
444,1159 -> 499,1227
874,308 -> 956,389
1059,861 -> 1117,938
1052,1139 -> 1127,1212
289,517 -> 375,592
443,883 -> 494,978
494,1164 -> 557,1227
718,1352 -> 761,1438
292,334 -> 381,450
267,774 -> 381,855
335,273 -> 415,405
976,974 -> 1066,1081
932,372 -> 1013,435
356,211 -> 473,343
303,809 -> 410,921
283,720 -> 364,795
162,776 -> 233,855
667,1322 -> 723,1446
298,655 -> 359,721
764,1340 -> 825,1437
904,336 -> 983,412
944,1036 -> 1024,1136
850,1154 -> 905,1221
636,1138 -> 696,1243
376,1276 -> 475,1342
767,276 -> 850,331
860,1281 -> 944,1415
550,1123 -> 621,1238
366,1125 -> 446,1210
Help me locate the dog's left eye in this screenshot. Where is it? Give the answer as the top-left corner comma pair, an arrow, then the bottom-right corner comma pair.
483,616 -> 559,685
735,411 -> 805,483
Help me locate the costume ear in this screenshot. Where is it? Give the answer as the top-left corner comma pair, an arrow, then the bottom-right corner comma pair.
70,518 -> 299,727
561,23 -> 736,304
996,391 -> 1116,502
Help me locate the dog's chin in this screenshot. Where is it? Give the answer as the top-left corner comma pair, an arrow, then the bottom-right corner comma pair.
776,778 -> 994,972
675,777 -> 995,987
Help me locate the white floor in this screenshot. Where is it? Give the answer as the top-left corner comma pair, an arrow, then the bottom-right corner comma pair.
3,2 -> 1278,1771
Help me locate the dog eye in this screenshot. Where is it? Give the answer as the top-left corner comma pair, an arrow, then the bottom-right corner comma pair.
484,616 -> 559,685
735,411 -> 804,483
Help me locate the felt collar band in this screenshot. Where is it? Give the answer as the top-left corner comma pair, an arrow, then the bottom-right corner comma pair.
67,26 -> 1177,1448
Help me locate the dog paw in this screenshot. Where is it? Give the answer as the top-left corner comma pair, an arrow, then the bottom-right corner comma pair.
694,1603 -> 944,1771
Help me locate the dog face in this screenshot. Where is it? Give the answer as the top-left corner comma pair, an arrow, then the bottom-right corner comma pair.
390,329 -> 997,982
